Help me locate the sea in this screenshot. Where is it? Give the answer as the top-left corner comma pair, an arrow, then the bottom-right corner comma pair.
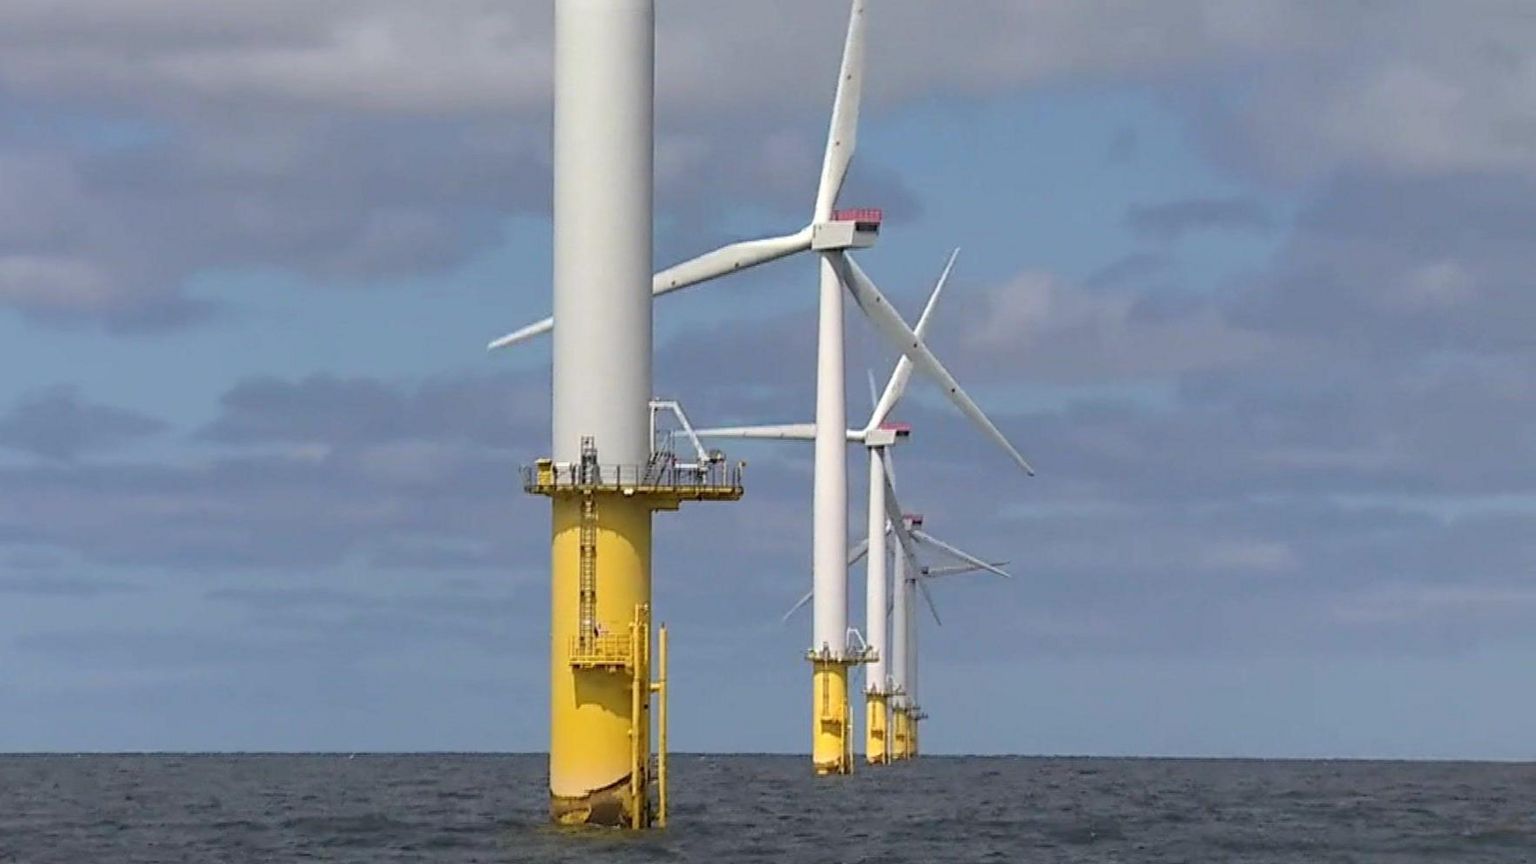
1,754 -> 1532,862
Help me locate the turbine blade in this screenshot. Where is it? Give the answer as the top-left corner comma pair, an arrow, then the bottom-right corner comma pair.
915,249 -> 960,337
867,369 -> 880,416
882,470 -> 919,565
770,538 -> 874,627
813,0 -> 868,221
831,252 -> 1035,475
924,561 -> 1008,578
653,229 -> 813,298
781,587 -> 814,623
911,528 -> 1011,578
487,317 -> 553,351
918,577 -> 942,627
488,230 -> 812,351
869,248 -> 959,427
848,537 -> 871,568
691,424 -> 817,440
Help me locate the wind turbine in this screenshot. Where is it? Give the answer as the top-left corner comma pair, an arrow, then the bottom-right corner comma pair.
885,505 -> 1009,761
697,247 -> 983,765
488,0 -> 1032,777
779,484 -> 1011,763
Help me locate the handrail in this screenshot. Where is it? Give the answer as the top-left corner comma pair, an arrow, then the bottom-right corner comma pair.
524,460 -> 745,493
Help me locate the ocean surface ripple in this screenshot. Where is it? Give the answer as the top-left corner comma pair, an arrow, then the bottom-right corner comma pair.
2,755 -> 1533,862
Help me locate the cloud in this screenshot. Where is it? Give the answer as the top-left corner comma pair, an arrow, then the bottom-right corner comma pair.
7,4 -> 1536,755
1125,196 -> 1272,242
0,1 -> 1531,329
0,362 -> 796,574
200,372 -> 540,449
0,573 -> 136,597
1232,173 -> 1536,355
958,270 -> 1279,383
0,386 -> 166,461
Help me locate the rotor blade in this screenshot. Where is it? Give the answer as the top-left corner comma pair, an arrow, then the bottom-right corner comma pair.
488,229 -> 812,351
779,536 -> 868,624
848,537 -> 870,568
487,317 -> 553,351
781,587 -> 814,623
653,229 -> 813,298
911,528 -> 1012,578
882,470 -> 919,565
813,0 -> 868,221
692,424 -> 878,443
924,561 -> 1008,578
867,369 -> 880,415
869,249 -> 959,428
917,577 -> 942,627
914,248 -> 960,338
691,424 -> 816,440
831,252 -> 1035,475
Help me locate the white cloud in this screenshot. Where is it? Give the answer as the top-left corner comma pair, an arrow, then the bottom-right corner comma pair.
0,1 -> 1530,183
967,270 -> 1277,383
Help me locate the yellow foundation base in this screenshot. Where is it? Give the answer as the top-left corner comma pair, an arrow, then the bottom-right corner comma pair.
551,777 -> 636,827
531,453 -> 741,828
890,706 -> 912,761
865,692 -> 889,765
548,494 -> 652,827
811,661 -> 853,775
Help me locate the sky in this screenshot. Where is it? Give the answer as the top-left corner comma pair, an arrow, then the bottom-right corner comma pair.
1,0 -> 1534,759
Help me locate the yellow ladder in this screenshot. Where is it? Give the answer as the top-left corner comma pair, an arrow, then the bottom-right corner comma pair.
577,493 -> 597,649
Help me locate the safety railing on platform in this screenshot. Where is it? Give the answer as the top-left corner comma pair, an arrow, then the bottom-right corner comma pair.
567,632 -> 633,670
523,459 -> 745,494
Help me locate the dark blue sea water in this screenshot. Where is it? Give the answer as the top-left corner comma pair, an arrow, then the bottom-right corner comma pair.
2,755 -> 1533,862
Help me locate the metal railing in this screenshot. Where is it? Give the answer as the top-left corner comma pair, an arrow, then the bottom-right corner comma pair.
523,459 -> 745,494
568,632 -> 633,669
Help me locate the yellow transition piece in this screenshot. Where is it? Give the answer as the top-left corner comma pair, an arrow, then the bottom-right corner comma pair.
890,706 -> 912,761
812,660 -> 853,775
865,692 -> 889,765
549,494 -> 652,825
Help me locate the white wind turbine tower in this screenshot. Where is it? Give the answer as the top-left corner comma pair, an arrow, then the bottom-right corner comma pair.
487,0 -> 1031,775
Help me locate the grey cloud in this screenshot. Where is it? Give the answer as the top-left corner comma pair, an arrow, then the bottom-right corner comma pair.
0,357 -> 1530,668
0,573 -> 137,597
0,448 -> 517,569
200,372 -> 543,449
7,153 -> 1536,669
1,1 -> 1524,179
2,2 -> 1532,329
1125,196 -> 1272,242
0,386 -> 166,460
863,423 -> 1536,658
1233,173 -> 1536,355
954,269 -> 1280,384
0,360 -> 805,576
1083,252 -> 1172,291
0,116 -> 549,329
903,354 -> 1536,510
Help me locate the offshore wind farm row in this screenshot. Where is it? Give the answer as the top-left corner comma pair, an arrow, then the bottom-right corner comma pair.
488,0 -> 1030,827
